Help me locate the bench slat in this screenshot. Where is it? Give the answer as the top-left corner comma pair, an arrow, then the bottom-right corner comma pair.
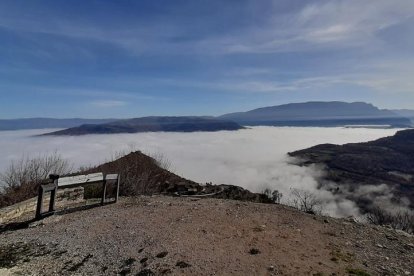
105,174 -> 118,181
59,173 -> 104,187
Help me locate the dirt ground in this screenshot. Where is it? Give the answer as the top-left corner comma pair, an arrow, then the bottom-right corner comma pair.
0,196 -> 413,275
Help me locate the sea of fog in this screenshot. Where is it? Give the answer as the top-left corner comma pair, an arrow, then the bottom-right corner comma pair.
0,127 -> 402,217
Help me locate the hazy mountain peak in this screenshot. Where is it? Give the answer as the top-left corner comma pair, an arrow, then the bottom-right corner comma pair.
219,101 -> 410,127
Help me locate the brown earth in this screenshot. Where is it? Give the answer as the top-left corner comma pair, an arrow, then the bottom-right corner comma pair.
1,196 -> 413,276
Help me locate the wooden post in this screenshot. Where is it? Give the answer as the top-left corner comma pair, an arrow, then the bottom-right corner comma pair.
101,175 -> 107,205
115,175 -> 120,203
35,185 -> 44,220
48,176 -> 58,213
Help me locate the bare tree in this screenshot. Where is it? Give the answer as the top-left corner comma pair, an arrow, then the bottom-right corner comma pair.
0,152 -> 72,207
290,188 -> 323,215
148,152 -> 172,171
1,152 -> 72,189
366,206 -> 414,234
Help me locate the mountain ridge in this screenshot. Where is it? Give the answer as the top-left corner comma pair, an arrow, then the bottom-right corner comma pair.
42,116 -> 245,135
289,128 -> 414,213
2,102 -> 413,132
0,118 -> 117,131
219,101 -> 411,127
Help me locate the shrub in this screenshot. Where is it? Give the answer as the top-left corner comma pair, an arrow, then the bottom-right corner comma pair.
0,152 -> 72,207
261,188 -> 283,204
366,206 -> 414,234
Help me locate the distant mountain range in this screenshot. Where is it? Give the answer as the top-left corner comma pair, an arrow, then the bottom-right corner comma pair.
1,102 -> 413,133
43,116 -> 245,135
219,101 -> 412,127
392,109 -> 414,124
0,118 -> 116,131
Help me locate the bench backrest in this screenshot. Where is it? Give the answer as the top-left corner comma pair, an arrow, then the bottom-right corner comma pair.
58,173 -> 119,188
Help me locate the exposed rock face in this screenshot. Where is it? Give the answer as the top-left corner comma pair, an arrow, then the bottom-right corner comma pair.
289,129 -> 414,211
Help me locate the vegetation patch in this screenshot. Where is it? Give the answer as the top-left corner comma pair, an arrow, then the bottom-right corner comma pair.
330,249 -> 355,263
346,267 -> 371,276
156,251 -> 168,258
176,261 -> 191,268
249,248 -> 260,255
123,257 -> 136,266
136,268 -> 155,276
0,242 -> 52,268
118,257 -> 136,275
67,253 -> 93,272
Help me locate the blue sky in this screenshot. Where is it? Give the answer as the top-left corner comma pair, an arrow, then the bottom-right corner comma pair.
0,0 -> 414,118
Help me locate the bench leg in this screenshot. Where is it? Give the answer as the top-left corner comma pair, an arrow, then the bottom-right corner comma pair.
35,181 -> 58,220
115,176 -> 120,203
35,186 -> 44,220
101,180 -> 107,205
49,182 -> 57,213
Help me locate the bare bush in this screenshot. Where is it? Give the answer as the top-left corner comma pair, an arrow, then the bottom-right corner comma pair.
148,152 -> 172,171
366,206 -> 414,234
272,190 -> 283,204
0,152 -> 72,207
262,188 -> 283,204
290,188 -> 323,215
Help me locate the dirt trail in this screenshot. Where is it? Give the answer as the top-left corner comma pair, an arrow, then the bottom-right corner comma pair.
1,196 -> 413,275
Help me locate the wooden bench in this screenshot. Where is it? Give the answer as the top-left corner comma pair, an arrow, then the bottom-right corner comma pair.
35,173 -> 120,219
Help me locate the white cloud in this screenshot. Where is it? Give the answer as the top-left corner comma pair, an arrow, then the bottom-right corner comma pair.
214,0 -> 414,54
0,127 -> 402,217
2,0 -> 413,56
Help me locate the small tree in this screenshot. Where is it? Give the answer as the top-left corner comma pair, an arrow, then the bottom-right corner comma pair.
290,188 -> 323,215
262,188 -> 272,199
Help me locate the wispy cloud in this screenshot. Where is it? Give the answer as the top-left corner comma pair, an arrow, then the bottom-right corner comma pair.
216,0 -> 414,54
1,0 -> 412,56
0,0 -> 414,116
90,100 -> 128,108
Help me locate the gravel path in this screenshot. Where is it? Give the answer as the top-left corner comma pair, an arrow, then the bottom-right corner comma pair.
1,196 -> 413,275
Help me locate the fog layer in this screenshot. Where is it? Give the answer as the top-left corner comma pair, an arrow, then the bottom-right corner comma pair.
0,127 -> 401,217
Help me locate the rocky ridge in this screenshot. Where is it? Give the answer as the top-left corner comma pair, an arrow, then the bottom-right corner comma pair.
289,129 -> 414,213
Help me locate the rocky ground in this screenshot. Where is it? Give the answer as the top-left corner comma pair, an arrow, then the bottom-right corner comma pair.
0,196 -> 413,276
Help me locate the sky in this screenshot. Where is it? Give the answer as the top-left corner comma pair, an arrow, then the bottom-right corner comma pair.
1,0 -> 414,118
0,127 -> 403,217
